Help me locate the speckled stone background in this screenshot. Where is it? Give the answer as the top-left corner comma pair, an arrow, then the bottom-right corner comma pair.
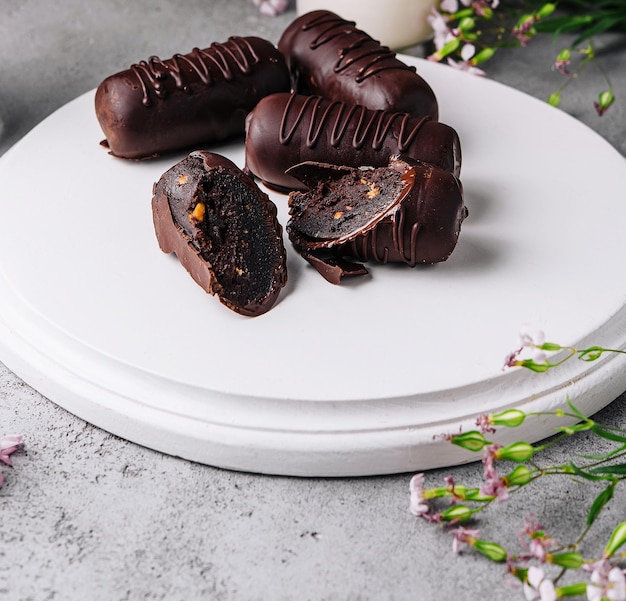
1,2 -> 625,599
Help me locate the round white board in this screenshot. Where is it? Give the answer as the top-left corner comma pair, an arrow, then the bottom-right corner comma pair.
1,57 -> 626,476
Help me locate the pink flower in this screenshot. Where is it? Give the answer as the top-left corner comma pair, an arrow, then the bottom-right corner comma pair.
587,565 -> 626,601
472,0 -> 499,16
475,414 -> 496,434
440,0 -> 471,12
504,325 -> 548,369
440,0 -> 458,11
450,526 -> 481,554
519,514 -> 543,540
0,434 -> 23,466
481,473 -> 509,502
523,566 -> 556,601
503,347 -> 523,369
427,8 -> 456,50
518,514 -> 557,562
409,473 -> 429,516
513,15 -> 538,46
444,43 -> 487,77
251,0 -> 288,17
519,325 -> 545,348
480,443 -> 509,502
446,57 -> 486,76
554,58 -> 570,75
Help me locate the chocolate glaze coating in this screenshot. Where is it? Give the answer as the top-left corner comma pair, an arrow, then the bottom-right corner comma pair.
245,93 -> 461,192
152,151 -> 287,316
96,37 -> 291,159
286,157 -> 467,284
278,10 -> 438,120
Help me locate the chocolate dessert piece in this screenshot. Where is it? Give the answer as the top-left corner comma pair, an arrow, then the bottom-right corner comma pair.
152,151 -> 287,316
278,10 -> 438,120
96,37 -> 291,159
286,157 -> 466,284
245,93 -> 461,192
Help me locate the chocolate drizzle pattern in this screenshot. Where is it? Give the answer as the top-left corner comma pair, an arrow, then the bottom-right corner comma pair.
130,37 -> 260,106
347,207 -> 422,267
301,12 -> 416,83
279,94 -> 430,152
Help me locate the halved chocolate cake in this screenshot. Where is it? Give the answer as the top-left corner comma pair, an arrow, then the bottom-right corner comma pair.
286,156 -> 467,284
152,151 -> 287,316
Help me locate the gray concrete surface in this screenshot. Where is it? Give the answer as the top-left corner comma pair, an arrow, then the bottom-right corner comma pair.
1,2 -> 626,599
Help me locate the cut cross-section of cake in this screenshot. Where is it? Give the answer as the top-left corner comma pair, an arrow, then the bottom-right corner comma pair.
152,151 -> 288,316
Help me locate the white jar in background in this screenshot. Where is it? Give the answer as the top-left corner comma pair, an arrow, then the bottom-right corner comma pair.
294,0 -> 439,50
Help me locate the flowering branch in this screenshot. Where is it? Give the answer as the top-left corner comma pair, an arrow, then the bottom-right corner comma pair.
427,0 -> 625,115
410,328 -> 626,599
503,324 -> 626,373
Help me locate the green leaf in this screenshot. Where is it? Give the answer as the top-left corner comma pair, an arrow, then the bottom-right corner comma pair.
566,398 -> 588,421
534,14 -> 594,35
587,483 -> 615,526
568,462 -> 612,482
591,424 -> 626,443
589,463 -> 626,476
572,14 -> 626,46
555,422 -> 594,435
579,442 -> 626,461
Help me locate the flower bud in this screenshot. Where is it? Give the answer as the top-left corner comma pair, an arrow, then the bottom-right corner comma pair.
458,17 -> 475,32
555,583 -> 588,597
440,504 -> 473,523
540,342 -> 562,351
463,488 -> 494,502
490,409 -> 526,428
503,465 -> 532,487
556,49 -> 571,62
451,431 -> 489,452
547,551 -> 584,569
473,539 -> 508,562
595,90 -> 615,116
604,521 -> 626,557
537,3 -> 556,18
472,47 -> 496,65
439,36 -> 462,58
497,442 -> 535,462
521,359 -> 550,373
548,92 -> 561,107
